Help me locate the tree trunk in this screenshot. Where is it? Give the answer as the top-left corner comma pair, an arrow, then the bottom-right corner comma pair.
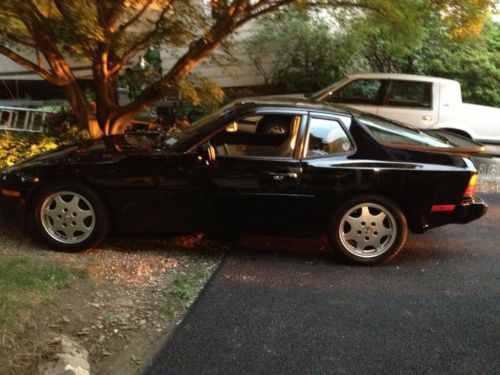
62,81 -> 103,138
88,116 -> 103,139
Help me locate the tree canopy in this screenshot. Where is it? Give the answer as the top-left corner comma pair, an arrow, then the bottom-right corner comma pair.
0,0 -> 497,137
245,1 -> 498,105
1,0 -> 305,137
343,3 -> 500,106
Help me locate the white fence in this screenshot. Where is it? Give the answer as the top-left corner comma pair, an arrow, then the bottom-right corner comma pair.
0,106 -> 55,132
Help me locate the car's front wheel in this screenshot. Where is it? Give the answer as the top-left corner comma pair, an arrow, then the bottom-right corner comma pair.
33,183 -> 108,251
328,195 -> 408,265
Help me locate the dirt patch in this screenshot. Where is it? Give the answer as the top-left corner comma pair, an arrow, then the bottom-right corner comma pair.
0,219 -> 227,375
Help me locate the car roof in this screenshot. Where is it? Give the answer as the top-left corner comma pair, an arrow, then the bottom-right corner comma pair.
229,96 -> 353,116
344,72 -> 458,84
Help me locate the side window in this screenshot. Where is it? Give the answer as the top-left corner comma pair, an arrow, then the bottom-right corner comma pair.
210,114 -> 301,158
306,118 -> 353,158
384,80 -> 432,108
327,79 -> 383,105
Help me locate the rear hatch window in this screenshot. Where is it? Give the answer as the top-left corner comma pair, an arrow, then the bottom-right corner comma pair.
357,114 -> 484,154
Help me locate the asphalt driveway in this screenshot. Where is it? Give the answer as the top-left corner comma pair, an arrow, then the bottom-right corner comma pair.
147,193 -> 499,375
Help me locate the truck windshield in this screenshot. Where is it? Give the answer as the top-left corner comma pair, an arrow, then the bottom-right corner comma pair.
357,114 -> 452,148
309,77 -> 350,100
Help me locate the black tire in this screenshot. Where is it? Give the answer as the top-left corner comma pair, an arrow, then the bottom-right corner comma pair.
327,195 -> 408,265
33,182 -> 109,252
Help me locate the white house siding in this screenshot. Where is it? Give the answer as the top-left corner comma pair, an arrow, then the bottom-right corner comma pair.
160,22 -> 276,88
0,53 -> 92,80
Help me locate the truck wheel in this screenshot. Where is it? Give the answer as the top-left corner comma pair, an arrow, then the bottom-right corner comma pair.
328,195 -> 408,265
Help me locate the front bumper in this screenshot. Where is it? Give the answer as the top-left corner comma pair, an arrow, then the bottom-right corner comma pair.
422,195 -> 488,231
0,192 -> 27,226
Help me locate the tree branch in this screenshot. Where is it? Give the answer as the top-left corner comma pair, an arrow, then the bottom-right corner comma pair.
112,4 -> 171,68
0,44 -> 65,85
97,0 -> 126,34
53,0 -> 70,19
52,0 -> 94,58
116,0 -> 155,34
2,33 -> 36,48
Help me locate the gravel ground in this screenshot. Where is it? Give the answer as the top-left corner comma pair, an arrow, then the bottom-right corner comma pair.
0,219 -> 227,375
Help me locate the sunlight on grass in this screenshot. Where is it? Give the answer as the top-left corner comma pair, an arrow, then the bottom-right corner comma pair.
0,257 -> 85,329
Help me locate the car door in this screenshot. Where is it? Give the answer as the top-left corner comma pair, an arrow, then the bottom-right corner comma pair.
377,79 -> 439,128
151,151 -> 200,232
188,110 -> 307,233
297,114 -> 357,233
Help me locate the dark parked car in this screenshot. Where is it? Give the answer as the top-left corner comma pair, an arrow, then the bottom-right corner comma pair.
0,98 -> 488,264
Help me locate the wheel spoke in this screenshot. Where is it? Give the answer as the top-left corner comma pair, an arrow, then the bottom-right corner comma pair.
343,231 -> 362,245
74,216 -> 92,232
66,196 -> 79,211
55,195 -> 67,209
360,206 -> 371,221
45,203 -> 56,212
372,211 -> 387,226
344,215 -> 360,227
51,220 -> 64,233
378,226 -> 393,238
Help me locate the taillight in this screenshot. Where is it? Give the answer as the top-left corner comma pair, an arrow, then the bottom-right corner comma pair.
463,174 -> 478,197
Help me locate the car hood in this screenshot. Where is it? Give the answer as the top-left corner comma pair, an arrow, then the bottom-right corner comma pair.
1,133 -> 161,173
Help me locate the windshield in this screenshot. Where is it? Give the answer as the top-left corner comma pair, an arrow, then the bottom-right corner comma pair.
162,103 -> 234,151
357,114 -> 453,148
309,77 -> 350,100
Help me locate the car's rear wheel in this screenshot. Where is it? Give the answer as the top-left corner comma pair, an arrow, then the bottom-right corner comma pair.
33,183 -> 108,252
328,195 -> 407,265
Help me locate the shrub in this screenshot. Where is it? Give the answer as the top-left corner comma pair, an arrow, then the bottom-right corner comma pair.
43,110 -> 90,144
0,132 -> 59,170
0,110 -> 91,170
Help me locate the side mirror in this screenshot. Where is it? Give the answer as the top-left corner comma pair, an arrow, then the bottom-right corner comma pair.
196,143 -> 216,165
329,91 -> 342,102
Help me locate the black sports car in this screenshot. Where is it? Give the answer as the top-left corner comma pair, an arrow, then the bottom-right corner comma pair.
0,98 -> 488,264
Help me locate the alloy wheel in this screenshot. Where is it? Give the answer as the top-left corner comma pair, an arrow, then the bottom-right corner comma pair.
338,203 -> 397,258
40,191 -> 95,244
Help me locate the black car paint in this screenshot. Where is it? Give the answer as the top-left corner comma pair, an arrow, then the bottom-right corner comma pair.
0,100 -> 487,238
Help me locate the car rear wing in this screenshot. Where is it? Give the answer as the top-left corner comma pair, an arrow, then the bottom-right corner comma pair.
424,130 -> 486,155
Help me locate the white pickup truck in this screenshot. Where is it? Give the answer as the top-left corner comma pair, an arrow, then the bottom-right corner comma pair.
310,73 -> 500,154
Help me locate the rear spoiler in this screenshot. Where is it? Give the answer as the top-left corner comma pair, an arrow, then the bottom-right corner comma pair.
380,130 -> 485,157
424,130 -> 486,156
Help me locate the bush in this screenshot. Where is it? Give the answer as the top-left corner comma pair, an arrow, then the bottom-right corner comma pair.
0,132 -> 59,170
43,110 -> 90,144
0,109 -> 91,170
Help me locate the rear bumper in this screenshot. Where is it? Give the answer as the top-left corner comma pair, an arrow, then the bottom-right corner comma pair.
421,196 -> 488,231
453,196 -> 488,223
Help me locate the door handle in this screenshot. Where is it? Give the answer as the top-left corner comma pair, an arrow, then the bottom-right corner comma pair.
268,172 -> 298,181
422,115 -> 432,121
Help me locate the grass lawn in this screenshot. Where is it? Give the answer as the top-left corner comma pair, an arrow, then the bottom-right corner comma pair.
0,257 -> 85,329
